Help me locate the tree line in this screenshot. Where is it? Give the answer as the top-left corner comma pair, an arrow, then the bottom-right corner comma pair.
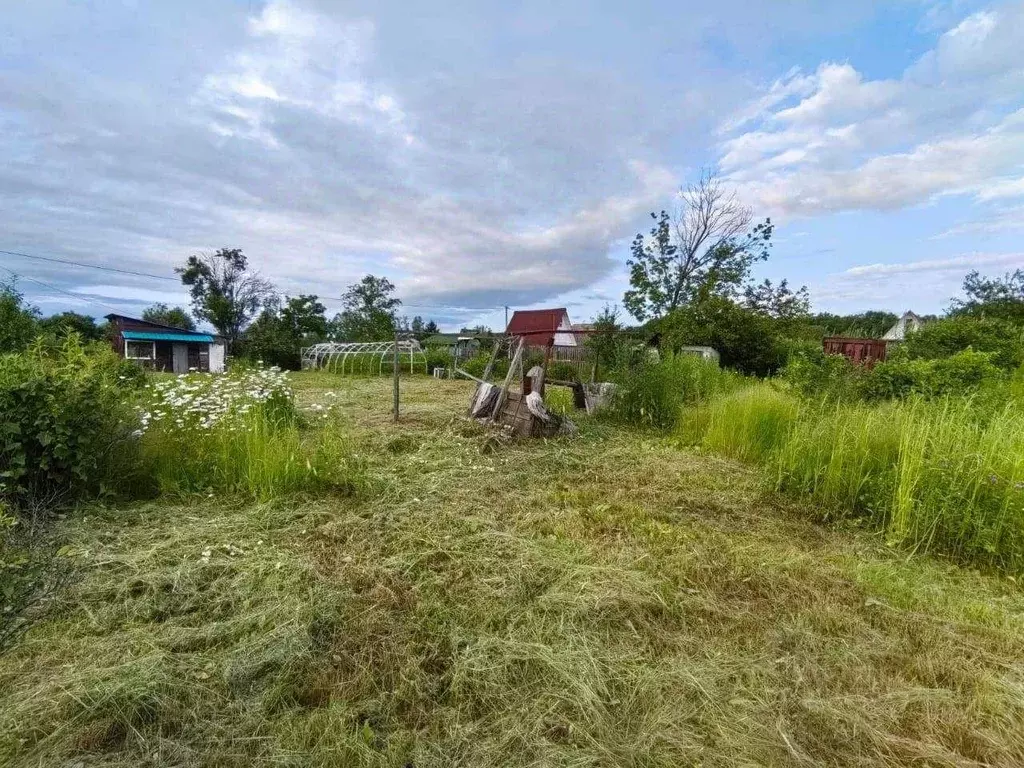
1,255 -> 441,369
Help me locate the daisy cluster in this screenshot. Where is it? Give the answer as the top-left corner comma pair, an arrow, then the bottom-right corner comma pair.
134,367 -> 292,435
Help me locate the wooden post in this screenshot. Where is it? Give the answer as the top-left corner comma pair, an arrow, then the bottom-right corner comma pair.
480,337 -> 502,381
488,337 -> 524,425
466,337 -> 504,417
539,343 -> 553,399
393,331 -> 400,422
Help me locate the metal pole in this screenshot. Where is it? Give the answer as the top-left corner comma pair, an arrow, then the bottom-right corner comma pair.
393,331 -> 400,422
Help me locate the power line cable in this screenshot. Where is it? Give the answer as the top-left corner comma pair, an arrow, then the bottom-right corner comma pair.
0,248 -> 180,282
2,246 -> 517,316
1,267 -> 125,315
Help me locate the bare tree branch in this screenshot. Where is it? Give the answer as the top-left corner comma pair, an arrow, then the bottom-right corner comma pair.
624,169 -> 770,321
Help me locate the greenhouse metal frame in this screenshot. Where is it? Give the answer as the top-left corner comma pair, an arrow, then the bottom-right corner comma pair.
301,339 -> 428,375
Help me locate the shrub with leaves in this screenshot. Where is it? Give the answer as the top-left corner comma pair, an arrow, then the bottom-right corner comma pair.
903,315 -> 1024,370
608,353 -> 738,430
461,353 -> 509,381
782,345 -> 864,400
0,337 -> 136,507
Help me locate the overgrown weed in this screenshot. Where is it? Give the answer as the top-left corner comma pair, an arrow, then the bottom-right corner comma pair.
686,382 -> 1024,572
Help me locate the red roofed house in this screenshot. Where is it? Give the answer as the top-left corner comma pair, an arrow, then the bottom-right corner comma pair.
505,308 -> 577,348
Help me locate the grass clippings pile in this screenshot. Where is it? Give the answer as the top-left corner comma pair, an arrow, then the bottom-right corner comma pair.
1,376 -> 1023,767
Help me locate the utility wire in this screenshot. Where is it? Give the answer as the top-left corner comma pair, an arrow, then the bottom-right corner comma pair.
1,267 -> 125,315
0,248 -> 179,282
3,247 -> 515,316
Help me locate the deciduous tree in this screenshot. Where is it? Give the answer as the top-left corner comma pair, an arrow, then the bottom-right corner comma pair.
142,303 -> 196,331
624,170 -> 772,321
952,269 -> 1024,322
241,294 -> 327,369
177,248 -> 274,349
330,275 -> 401,341
0,281 -> 38,353
743,279 -> 810,320
38,312 -> 103,341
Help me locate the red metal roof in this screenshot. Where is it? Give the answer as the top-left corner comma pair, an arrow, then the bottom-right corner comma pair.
505,308 -> 570,347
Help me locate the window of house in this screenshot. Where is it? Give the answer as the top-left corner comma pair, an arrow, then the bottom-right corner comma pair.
125,340 -> 155,360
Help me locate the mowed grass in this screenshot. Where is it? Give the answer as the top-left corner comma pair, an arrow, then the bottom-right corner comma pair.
2,374 -> 1024,766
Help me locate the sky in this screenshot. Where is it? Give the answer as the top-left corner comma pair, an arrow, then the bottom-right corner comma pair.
1,0 -> 1023,331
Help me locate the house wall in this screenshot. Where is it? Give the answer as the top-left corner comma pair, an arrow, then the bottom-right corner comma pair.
553,314 -> 577,347
209,340 -> 226,373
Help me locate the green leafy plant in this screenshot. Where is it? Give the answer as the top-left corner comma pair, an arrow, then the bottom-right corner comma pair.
608,353 -> 737,430
0,336 -> 136,507
902,315 -> 1024,370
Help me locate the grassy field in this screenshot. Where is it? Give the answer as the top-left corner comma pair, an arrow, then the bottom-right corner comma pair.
2,373 -> 1024,766
682,383 -> 1024,573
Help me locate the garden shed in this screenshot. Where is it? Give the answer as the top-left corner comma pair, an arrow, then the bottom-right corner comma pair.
505,308 -> 577,347
106,314 -> 226,373
882,310 -> 923,341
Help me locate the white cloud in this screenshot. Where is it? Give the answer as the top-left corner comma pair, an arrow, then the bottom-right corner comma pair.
71,284 -> 193,304
198,2 -> 401,146
719,4 -> 1024,216
809,249 -> 1024,306
935,203 -> 1024,237
843,251 -> 1024,278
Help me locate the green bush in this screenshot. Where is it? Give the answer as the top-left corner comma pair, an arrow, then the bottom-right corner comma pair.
657,296 -> 786,376
0,337 -> 136,507
424,347 -> 451,374
782,345 -> 863,400
903,316 -> 1024,370
461,353 -> 509,381
861,349 -> 1003,401
547,360 -> 583,382
0,282 -> 38,354
608,353 -> 737,430
783,344 -> 1005,402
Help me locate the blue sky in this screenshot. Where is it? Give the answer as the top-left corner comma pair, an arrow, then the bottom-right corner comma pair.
1,0 -> 1023,331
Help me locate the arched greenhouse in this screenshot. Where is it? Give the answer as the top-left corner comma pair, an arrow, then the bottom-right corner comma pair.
301,340 -> 428,375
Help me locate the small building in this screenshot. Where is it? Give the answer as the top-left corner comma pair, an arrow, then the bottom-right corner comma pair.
882,310 -> 923,342
422,333 -> 482,355
505,308 -> 577,348
106,314 -> 226,373
678,345 -> 720,363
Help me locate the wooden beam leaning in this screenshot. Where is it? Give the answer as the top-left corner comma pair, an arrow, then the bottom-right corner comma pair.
488,337 -> 524,425
465,337 -> 504,416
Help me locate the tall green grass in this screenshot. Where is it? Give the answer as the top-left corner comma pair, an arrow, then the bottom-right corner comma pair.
608,353 -> 741,430
681,385 -> 799,463
138,408 -> 364,500
684,383 -> 1024,572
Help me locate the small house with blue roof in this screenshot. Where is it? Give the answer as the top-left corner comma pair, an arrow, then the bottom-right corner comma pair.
106,314 -> 226,373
